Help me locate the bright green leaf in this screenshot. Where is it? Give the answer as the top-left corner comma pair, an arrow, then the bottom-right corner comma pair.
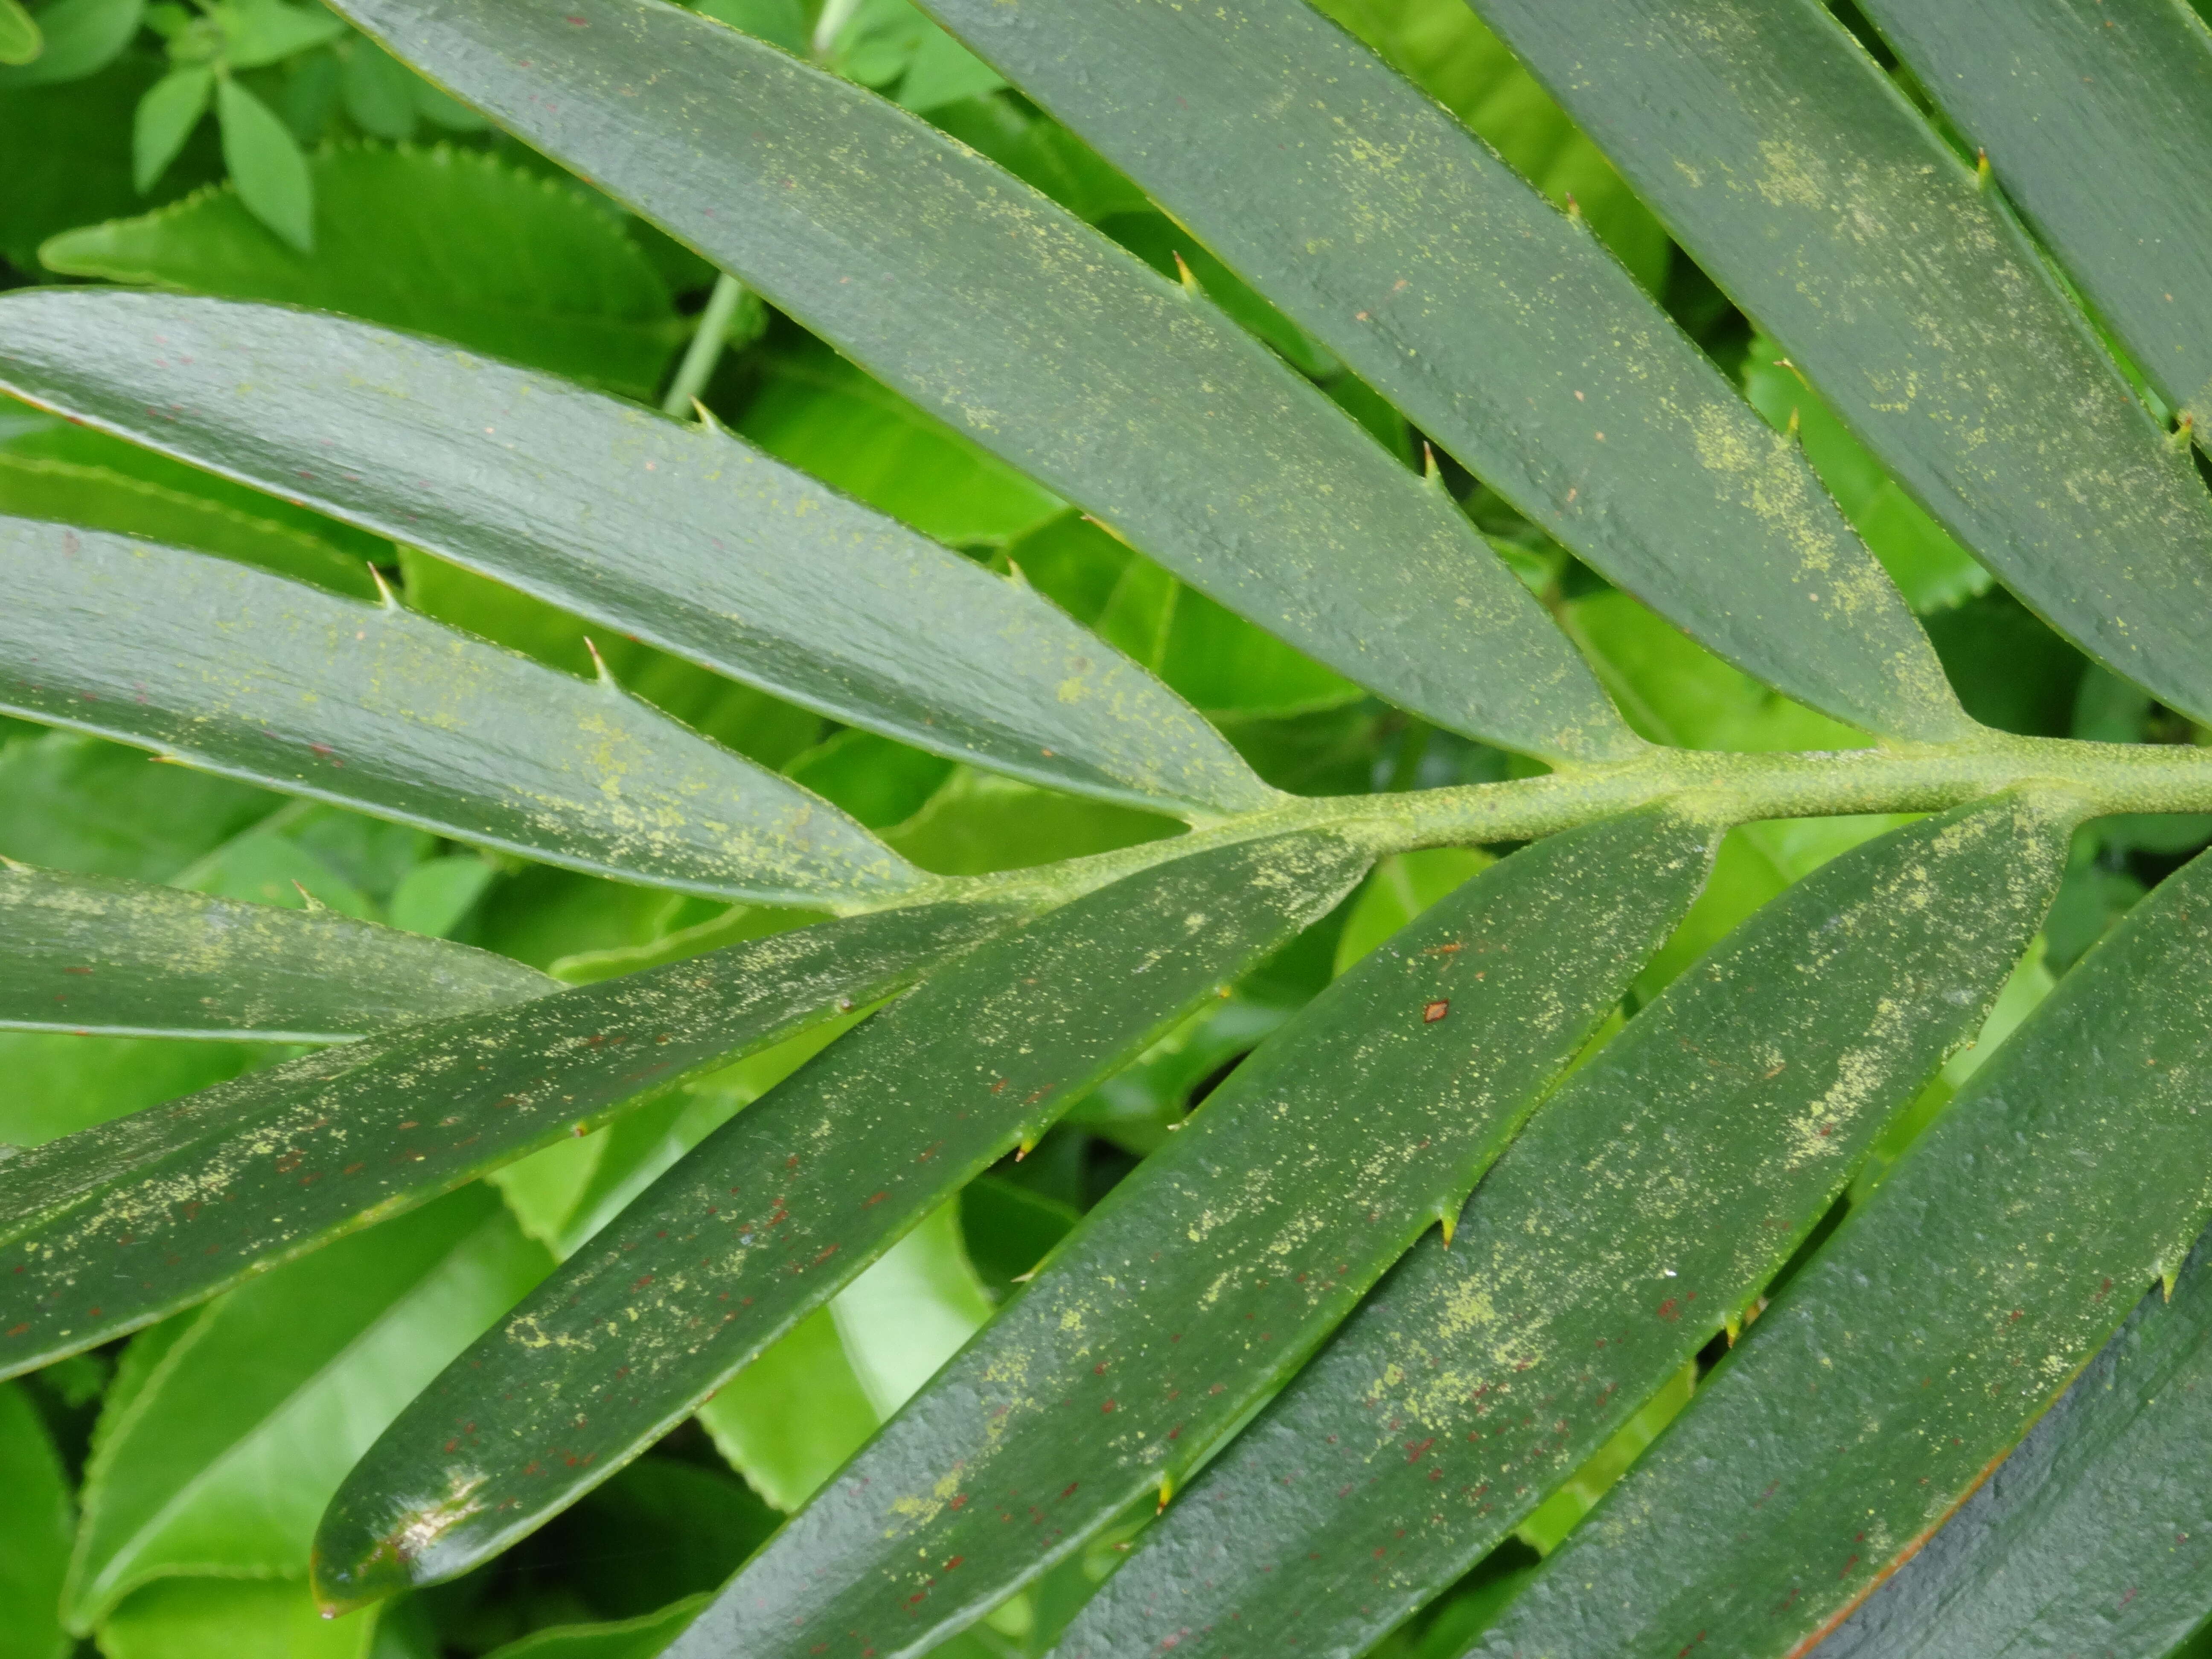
696,1309 -> 878,1514
97,1578 -> 378,1659
0,0 -> 140,86
337,36 -> 414,136
41,147 -> 683,398
63,1186 -> 548,1628
0,0 -> 40,64
479,1597 -> 707,1659
218,0 -> 346,68
0,1381 -> 70,1659
214,74 -> 313,252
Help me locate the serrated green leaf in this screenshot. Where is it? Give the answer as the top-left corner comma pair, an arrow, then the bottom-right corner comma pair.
1857,0 -> 2212,431
0,861 -> 550,1040
0,519 -> 912,904
0,1380 -> 70,1659
0,0 -> 41,64
324,0 -> 1636,765
1066,791 -> 2072,1659
311,832 -> 1370,1607
0,452 -> 370,596
1474,816 -> 2212,1658
0,0 -> 139,85
97,1579 -> 377,1659
1468,0 -> 2212,730
63,1186 -> 547,1629
0,901 -> 1005,1375
129,61 -> 211,190
1824,1231 -> 2212,1659
0,295 -> 1272,819
41,146 -> 683,398
674,808 -> 1714,1659
214,76 -> 312,252
916,0 -> 1964,744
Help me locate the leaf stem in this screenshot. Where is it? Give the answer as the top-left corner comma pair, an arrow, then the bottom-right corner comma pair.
659,274 -> 748,418
908,731 -> 2212,916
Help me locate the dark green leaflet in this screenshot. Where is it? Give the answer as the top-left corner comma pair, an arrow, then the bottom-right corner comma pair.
1825,1232 -> 2212,1659
1857,0 -> 2212,428
1062,792 -> 2072,1659
1467,0 -> 2212,729
0,517 -> 909,905
1473,829 -> 2212,1659
0,295 -> 1270,820
323,0 -> 1636,766
915,0 -> 1964,745
0,902 -> 1004,1378
311,832 -> 1368,1608
0,860 -> 551,1040
668,809 -> 1717,1659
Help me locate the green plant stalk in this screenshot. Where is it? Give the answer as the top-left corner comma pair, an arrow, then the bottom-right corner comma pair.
899,732 -> 2212,917
658,273 -> 748,417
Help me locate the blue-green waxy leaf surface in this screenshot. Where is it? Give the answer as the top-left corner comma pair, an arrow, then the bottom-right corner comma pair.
311,832 -> 1371,1608
1467,0 -> 2212,730
1826,1231 -> 2212,1659
913,0 -> 1965,745
0,294 -> 1272,819
317,0 -> 1638,765
0,860 -> 552,1040
1474,829 -> 2212,1658
1060,790 -> 2073,1659
0,516 -> 911,904
667,807 -> 1719,1659
0,901 -> 1007,1376
1855,0 -> 2212,429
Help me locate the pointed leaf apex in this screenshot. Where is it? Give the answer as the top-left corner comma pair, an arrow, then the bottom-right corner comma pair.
1725,1312 -> 1742,1347
366,564 -> 402,611
1437,1208 -> 1455,1248
1564,191 -> 1584,222
1015,1136 -> 1037,1162
1975,147 -> 1993,189
582,635 -> 622,693
1421,442 -> 1444,489
1172,250 -> 1202,297
1004,556 -> 1032,592
290,879 -> 328,913
690,395 -> 730,437
1158,1471 -> 1175,1511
